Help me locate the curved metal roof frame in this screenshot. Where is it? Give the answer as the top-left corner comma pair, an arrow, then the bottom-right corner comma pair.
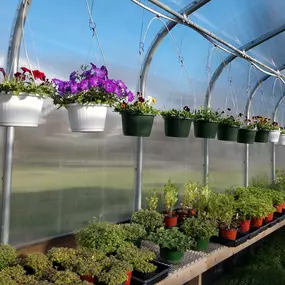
139,0 -> 211,94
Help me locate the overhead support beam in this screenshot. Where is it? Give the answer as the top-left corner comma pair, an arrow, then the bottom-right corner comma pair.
147,0 -> 285,81
133,0 -> 211,211
205,24 -> 285,106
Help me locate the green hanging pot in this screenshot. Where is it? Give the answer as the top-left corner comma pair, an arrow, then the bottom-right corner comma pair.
255,130 -> 269,143
217,124 -> 239,142
164,117 -> 192,138
121,113 -> 155,137
159,248 -> 184,264
237,129 -> 257,144
194,120 -> 218,139
196,239 -> 210,251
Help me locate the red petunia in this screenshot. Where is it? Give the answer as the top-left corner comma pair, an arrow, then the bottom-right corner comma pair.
32,70 -> 45,81
21,67 -> 31,73
0,67 -> 6,77
14,72 -> 25,80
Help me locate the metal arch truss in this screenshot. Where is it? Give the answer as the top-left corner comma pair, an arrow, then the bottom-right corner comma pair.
133,0 -> 211,211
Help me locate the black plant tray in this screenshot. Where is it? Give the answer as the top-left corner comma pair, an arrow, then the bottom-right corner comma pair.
248,226 -> 262,239
274,212 -> 285,222
269,217 -> 279,227
210,232 -> 249,247
131,260 -> 171,285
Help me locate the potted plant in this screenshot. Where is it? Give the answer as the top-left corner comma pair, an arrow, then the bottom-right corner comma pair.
18,252 -> 52,278
131,209 -> 164,234
192,107 -> 221,139
46,247 -> 77,271
75,219 -> 126,254
178,181 -> 199,222
0,264 -> 36,284
0,67 -> 53,127
0,244 -> 17,270
45,269 -> 81,284
149,227 -> 195,264
279,128 -> 285,145
181,217 -> 218,250
253,116 -> 272,143
146,190 -> 159,211
121,223 -> 147,248
235,197 -> 253,233
98,260 -> 133,285
237,118 -> 257,144
163,179 -> 179,228
217,109 -> 243,141
114,92 -> 158,137
268,121 -> 281,143
52,63 -> 132,132
208,193 -> 237,240
160,106 -> 193,138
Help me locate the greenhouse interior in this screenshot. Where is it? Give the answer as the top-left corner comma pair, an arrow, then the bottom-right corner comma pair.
2,0 -> 285,284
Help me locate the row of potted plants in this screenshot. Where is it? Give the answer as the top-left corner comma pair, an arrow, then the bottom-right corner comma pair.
1,65 -> 285,143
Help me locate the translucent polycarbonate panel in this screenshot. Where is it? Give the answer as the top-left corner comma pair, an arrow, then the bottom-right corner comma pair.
249,143 -> 271,185
208,140 -> 243,192
142,117 -> 203,210
276,145 -> 285,172
10,105 -> 135,245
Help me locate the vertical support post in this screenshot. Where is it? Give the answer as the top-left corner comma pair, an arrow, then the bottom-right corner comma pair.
134,137 -> 143,211
244,144 -> 249,187
0,0 -> 32,244
203,139 -> 209,186
271,143 -> 276,184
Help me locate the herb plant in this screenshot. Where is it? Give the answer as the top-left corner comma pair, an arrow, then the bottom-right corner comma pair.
0,244 -> 17,270
131,209 -> 164,234
181,217 -> 218,240
148,227 -> 196,252
181,181 -> 199,211
163,179 -> 179,215
121,223 -> 147,241
146,190 -> 159,211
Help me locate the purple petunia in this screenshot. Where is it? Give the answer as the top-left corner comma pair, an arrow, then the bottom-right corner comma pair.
71,83 -> 79,94
69,71 -> 77,82
81,70 -> 92,80
127,91 -> 134,102
104,80 -> 115,93
89,76 -> 102,88
79,80 -> 89,91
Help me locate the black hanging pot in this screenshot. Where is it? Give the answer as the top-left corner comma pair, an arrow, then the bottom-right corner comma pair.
237,129 -> 257,144
255,130 -> 269,143
163,117 -> 192,138
217,124 -> 239,142
194,120 -> 218,139
121,113 -> 155,137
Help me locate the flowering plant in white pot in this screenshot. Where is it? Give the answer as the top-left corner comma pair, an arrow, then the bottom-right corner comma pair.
0,67 -> 53,127
279,128 -> 285,145
268,121 -> 281,143
52,63 -> 133,132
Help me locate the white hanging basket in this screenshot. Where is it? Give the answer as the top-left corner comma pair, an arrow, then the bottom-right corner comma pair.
0,92 -> 43,127
279,134 -> 285,145
65,103 -> 108,132
268,130 -> 281,143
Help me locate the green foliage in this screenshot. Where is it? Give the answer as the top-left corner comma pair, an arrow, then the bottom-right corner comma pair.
193,107 -> 222,122
0,244 -> 17,270
181,217 -> 218,240
163,179 -> 179,214
122,223 -> 147,241
160,108 -> 193,119
46,247 -> 77,270
181,181 -> 199,210
116,243 -> 156,273
76,247 -> 106,262
48,269 -> 81,285
148,227 -> 196,252
146,190 -> 159,211
0,77 -> 54,97
98,260 -> 132,285
0,264 -> 36,284
193,185 -> 213,218
19,253 -> 52,277
74,259 -> 103,277
76,219 -> 126,254
131,209 -> 164,234
218,110 -> 243,127
114,95 -> 159,115
208,193 -> 236,228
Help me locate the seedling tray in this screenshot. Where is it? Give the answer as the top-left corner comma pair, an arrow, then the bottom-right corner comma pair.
210,232 -> 249,247
248,226 -> 262,239
131,261 -> 171,285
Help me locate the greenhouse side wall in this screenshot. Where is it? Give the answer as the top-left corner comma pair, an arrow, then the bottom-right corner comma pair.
8,102 -> 136,245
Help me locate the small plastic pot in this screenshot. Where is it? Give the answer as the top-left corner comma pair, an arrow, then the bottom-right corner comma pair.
237,129 -> 257,144
164,215 -> 178,228
196,239 -> 209,251
276,204 -> 283,213
251,217 -> 263,227
219,228 -> 237,241
265,213 -> 274,223
160,247 -> 184,264
239,220 -> 251,233
255,130 -> 269,143
193,120 -> 218,139
125,271 -> 132,285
